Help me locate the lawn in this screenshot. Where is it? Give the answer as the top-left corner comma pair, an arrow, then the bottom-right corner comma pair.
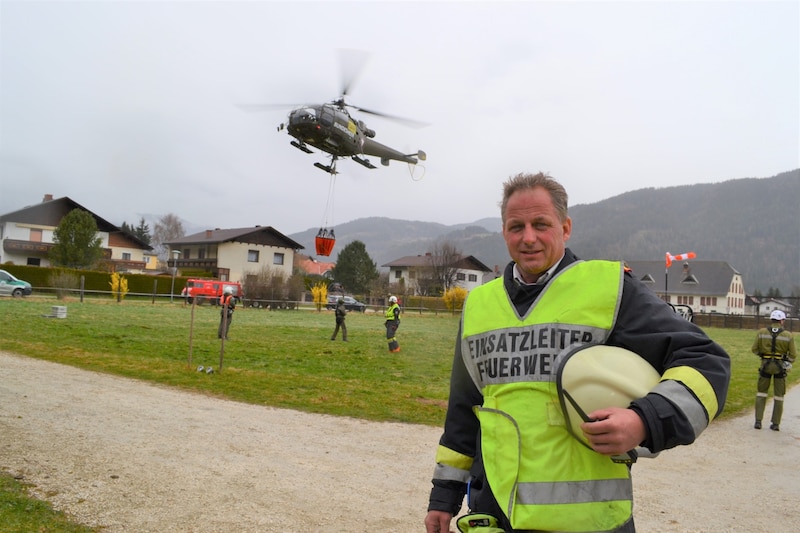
1,296 -> 793,532
0,296 -> 788,424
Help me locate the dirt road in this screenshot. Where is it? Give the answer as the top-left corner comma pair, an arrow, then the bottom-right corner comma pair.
1,351 -> 798,532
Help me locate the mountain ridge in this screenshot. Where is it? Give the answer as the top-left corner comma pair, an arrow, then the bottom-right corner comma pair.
289,169 -> 800,294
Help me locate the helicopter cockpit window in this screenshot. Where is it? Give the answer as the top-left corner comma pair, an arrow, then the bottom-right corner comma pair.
319,108 -> 334,127
290,108 -> 317,123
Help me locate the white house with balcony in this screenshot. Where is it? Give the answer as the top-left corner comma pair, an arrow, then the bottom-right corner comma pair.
382,253 -> 492,296
0,195 -> 152,272
165,226 -> 304,283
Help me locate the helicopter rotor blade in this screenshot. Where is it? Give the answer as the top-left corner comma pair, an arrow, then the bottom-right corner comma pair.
236,103 -> 303,112
351,105 -> 430,129
339,48 -> 370,101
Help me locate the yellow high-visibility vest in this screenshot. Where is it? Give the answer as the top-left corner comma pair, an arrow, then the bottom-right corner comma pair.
461,260 -> 631,532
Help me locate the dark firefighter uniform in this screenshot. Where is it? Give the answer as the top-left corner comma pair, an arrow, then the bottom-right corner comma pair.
386,300 -> 401,352
752,320 -> 796,430
427,249 -> 731,532
218,291 -> 236,340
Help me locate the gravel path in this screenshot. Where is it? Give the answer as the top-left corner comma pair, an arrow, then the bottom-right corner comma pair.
1,351 -> 798,532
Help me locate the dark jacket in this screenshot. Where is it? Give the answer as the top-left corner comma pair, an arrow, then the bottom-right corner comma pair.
429,248 -> 731,515
335,303 -> 347,324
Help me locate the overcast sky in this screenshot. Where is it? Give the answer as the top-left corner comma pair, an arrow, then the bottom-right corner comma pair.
1,0 -> 798,236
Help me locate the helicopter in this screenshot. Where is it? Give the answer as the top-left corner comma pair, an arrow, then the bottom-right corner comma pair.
239,50 -> 427,175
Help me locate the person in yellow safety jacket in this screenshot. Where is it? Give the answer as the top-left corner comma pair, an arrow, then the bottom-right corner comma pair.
424,173 -> 731,533
218,286 -> 236,340
386,296 -> 401,353
752,310 -> 796,431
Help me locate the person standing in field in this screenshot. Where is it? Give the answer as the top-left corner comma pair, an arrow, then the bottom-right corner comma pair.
331,298 -> 348,341
424,172 -> 730,533
752,309 -> 796,431
385,295 -> 401,353
218,286 -> 236,340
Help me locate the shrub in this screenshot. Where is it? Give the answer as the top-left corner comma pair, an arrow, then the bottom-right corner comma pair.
443,286 -> 468,312
48,270 -> 80,300
109,272 -> 129,302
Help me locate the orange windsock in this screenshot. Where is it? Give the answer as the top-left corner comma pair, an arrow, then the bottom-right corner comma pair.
666,251 -> 696,267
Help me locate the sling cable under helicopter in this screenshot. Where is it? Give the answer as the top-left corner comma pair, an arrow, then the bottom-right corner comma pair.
315,173 -> 337,257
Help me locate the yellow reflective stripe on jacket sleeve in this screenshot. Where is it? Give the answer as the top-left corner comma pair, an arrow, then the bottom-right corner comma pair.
659,366 -> 719,425
433,445 -> 473,483
435,445 -> 474,470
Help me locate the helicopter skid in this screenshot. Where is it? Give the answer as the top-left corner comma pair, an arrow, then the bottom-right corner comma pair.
314,162 -> 338,174
351,155 -> 377,169
290,140 -> 314,154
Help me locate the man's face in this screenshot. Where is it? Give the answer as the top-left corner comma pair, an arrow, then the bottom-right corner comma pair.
502,187 -> 572,284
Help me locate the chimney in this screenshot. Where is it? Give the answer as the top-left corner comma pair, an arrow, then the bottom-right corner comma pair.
205,230 -> 213,238
43,194 -> 53,202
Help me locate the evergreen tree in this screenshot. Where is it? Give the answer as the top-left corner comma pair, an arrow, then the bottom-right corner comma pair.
50,209 -> 104,269
134,217 -> 152,245
331,240 -> 378,295
120,218 -> 152,245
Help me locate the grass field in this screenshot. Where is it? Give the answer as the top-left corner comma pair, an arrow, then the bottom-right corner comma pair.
1,296 -> 795,531
1,296 -> 791,424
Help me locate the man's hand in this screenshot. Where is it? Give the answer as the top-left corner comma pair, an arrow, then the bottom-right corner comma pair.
424,510 -> 454,533
580,407 -> 646,456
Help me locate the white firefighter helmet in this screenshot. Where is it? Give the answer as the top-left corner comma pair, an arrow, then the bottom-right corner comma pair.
770,309 -> 786,321
556,344 -> 660,451
389,295 -> 398,304
223,285 -> 234,295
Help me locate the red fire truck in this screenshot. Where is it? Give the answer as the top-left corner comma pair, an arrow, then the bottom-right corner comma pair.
181,279 -> 243,305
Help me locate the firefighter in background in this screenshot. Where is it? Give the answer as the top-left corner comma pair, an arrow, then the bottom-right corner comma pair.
752,310 -> 796,431
331,298 -> 348,341
218,286 -> 236,340
385,295 -> 401,353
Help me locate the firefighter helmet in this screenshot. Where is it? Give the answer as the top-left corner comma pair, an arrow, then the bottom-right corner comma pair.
556,344 -> 660,450
770,310 -> 786,321
389,295 -> 398,303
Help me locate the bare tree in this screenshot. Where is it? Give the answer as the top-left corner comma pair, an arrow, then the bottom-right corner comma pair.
244,266 -> 289,308
425,240 -> 463,295
151,213 -> 185,261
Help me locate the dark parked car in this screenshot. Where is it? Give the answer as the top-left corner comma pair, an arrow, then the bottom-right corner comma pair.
326,295 -> 367,312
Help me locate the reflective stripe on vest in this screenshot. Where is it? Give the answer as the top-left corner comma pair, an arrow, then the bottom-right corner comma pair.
462,260 -> 632,532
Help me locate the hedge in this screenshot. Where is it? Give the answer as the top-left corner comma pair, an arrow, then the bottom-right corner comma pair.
1,264 -> 189,296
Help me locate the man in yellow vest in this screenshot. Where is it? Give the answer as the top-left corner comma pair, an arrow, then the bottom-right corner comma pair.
385,295 -> 401,352
752,309 -> 796,431
424,173 -> 731,533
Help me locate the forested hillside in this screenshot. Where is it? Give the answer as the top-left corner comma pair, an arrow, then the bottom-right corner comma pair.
291,170 -> 799,294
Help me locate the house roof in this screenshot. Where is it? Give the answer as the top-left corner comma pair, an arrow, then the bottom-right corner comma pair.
166,226 -> 304,250
0,195 -> 151,250
294,253 -> 335,276
624,260 -> 739,295
755,297 -> 794,308
382,254 -> 492,272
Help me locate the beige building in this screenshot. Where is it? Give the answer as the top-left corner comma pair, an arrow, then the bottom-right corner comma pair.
0,195 -> 152,272
165,226 -> 304,283
382,253 -> 492,296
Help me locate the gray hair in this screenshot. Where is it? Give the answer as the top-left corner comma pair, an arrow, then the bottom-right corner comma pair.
500,172 -> 569,223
